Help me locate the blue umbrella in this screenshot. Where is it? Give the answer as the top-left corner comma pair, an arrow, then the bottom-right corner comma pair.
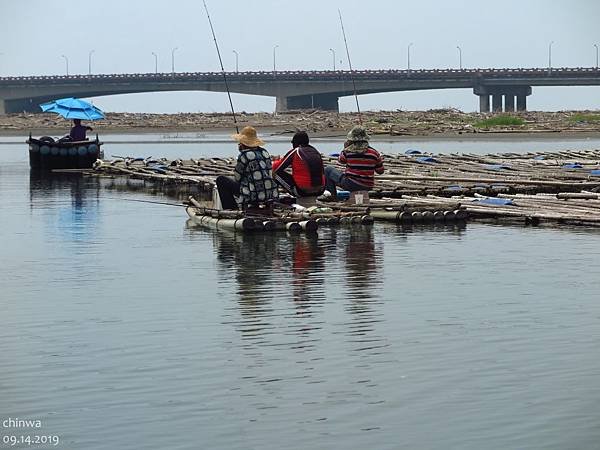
40,97 -> 105,120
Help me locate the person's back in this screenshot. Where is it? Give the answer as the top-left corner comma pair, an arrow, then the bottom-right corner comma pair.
339,145 -> 384,189
69,119 -> 92,141
216,126 -> 278,210
235,146 -> 279,205
272,131 -> 325,196
322,125 -> 384,199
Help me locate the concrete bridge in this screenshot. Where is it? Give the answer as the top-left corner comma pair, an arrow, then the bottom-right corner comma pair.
1,67 -> 600,114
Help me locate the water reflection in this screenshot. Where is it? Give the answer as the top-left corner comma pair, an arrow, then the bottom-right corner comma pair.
289,234 -> 326,314
29,173 -> 101,241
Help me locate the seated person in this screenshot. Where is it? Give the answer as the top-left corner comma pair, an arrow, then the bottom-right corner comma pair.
272,131 -> 325,197
215,126 -> 279,210
69,119 -> 93,141
323,125 -> 384,199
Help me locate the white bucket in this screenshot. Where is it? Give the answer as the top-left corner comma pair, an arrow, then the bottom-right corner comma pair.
212,185 -> 223,210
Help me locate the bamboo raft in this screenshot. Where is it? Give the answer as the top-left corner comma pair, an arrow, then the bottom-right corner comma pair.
86,149 -> 600,228
186,197 -> 373,233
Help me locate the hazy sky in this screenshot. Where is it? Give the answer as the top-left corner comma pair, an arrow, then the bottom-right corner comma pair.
2,0 -> 600,113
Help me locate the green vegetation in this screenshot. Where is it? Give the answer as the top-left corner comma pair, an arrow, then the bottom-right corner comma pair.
568,113 -> 600,124
474,116 -> 525,128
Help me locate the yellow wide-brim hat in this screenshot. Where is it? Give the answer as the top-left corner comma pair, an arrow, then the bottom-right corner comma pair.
232,126 -> 264,147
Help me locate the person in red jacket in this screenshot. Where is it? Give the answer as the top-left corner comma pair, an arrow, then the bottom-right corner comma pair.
272,131 -> 325,197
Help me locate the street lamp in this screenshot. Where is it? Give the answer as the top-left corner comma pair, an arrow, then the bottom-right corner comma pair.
88,50 -> 95,75
273,44 -> 279,73
171,47 -> 178,74
329,48 -> 336,71
233,50 -> 239,72
61,54 -> 69,76
151,52 -> 158,74
407,42 -> 414,70
594,44 -> 598,69
548,41 -> 554,74
456,45 -> 462,70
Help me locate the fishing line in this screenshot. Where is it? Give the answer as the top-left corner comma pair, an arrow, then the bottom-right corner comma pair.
338,9 -> 362,124
203,0 -> 239,133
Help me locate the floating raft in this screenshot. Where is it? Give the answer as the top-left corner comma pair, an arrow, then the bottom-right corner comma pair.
28,135 -> 103,171
186,197 -> 373,233
88,149 -> 600,228
91,149 -> 600,197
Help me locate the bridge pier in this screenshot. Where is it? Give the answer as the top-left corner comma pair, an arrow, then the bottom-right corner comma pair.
276,93 -> 339,112
492,94 -> 503,112
478,95 -> 490,113
504,95 -> 515,112
474,86 -> 531,113
0,97 -> 45,114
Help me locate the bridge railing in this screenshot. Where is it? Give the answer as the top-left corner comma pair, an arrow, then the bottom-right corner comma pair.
2,67 -> 600,84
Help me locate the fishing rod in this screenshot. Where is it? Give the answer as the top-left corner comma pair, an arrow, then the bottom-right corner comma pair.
105,197 -> 188,207
338,9 -> 362,124
203,0 -> 239,133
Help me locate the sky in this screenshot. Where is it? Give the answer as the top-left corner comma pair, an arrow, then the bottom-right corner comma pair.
1,0 -> 600,113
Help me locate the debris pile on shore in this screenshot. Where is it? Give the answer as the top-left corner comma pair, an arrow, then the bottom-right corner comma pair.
3,109 -> 600,135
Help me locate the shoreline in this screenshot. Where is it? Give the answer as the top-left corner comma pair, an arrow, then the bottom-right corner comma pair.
3,110 -> 600,142
5,128 -> 600,144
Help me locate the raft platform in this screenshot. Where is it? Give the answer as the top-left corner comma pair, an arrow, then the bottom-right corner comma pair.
86,149 -> 600,228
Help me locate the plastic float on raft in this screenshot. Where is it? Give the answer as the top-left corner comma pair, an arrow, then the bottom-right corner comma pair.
590,169 -> 600,176
562,163 -> 583,169
404,149 -> 422,155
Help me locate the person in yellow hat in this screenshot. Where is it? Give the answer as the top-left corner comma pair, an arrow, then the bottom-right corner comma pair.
215,126 -> 279,210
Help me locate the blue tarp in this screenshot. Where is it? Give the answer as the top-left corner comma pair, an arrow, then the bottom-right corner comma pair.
473,197 -> 515,206
416,156 -> 439,164
483,164 -> 511,171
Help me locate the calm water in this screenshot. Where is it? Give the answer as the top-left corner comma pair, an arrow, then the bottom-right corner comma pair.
1,134 -> 600,450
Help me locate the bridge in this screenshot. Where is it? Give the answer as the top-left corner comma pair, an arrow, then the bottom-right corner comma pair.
1,67 -> 600,114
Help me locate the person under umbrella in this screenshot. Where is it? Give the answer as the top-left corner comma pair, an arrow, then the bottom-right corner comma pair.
69,119 -> 93,141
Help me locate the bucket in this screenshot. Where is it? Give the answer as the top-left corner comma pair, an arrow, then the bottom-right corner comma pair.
212,185 -> 223,210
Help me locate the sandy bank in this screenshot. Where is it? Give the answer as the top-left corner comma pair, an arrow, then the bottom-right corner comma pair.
2,109 -> 600,140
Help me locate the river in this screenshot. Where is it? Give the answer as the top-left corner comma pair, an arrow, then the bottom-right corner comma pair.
1,133 -> 599,449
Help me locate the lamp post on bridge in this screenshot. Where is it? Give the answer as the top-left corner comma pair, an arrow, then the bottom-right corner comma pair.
548,41 -> 554,75
61,54 -> 69,76
594,44 -> 598,69
151,52 -> 158,74
329,48 -> 336,71
456,45 -> 462,70
171,47 -> 178,74
273,44 -> 279,73
407,42 -> 413,71
88,50 -> 95,75
232,50 -> 239,72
